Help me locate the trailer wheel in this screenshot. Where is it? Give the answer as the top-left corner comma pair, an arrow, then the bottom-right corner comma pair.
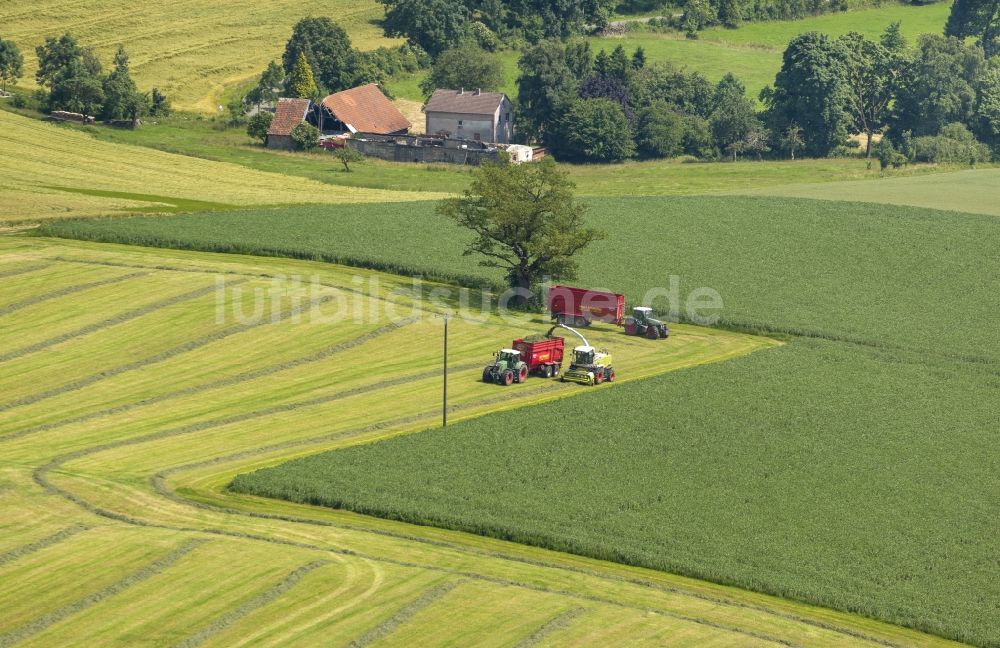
543,365 -> 553,378
502,369 -> 514,386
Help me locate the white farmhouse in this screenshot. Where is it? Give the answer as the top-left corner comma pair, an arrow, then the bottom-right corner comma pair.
425,89 -> 513,144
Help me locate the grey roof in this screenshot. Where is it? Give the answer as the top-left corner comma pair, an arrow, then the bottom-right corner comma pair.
425,89 -> 507,115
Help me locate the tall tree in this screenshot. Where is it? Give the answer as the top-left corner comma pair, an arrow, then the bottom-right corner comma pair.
838,32 -> 899,156
282,17 -> 356,93
891,34 -> 986,137
975,61 -> 1000,153
636,101 -> 684,158
35,33 -> 82,89
880,21 -> 907,54
287,52 -> 318,99
946,0 -> 1000,58
554,98 -> 636,162
516,40 -> 579,143
764,32 -> 850,157
437,157 -> 604,305
0,38 -> 23,93
419,43 -> 503,97
248,61 -> 285,109
50,57 -> 104,120
381,0 -> 470,58
710,74 -> 760,160
101,45 -> 140,121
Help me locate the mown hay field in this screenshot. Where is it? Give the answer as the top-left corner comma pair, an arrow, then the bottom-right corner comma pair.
0,236 -> 944,647
0,111 -> 441,223
0,0 -> 394,112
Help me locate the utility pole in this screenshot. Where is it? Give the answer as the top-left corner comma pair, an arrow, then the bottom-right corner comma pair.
442,314 -> 448,428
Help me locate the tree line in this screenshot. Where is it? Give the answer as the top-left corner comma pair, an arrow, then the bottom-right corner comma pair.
0,33 -> 170,126
509,18 -> 999,164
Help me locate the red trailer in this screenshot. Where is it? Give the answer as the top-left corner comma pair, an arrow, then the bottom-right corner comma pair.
548,285 -> 625,327
512,336 -> 565,378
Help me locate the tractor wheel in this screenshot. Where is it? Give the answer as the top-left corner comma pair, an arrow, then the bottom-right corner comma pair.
502,369 -> 515,386
594,371 -> 604,385
646,326 -> 660,339
607,369 -> 616,382
517,366 -> 528,383
482,368 -> 492,383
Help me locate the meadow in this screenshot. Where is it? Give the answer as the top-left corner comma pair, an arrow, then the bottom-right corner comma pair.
0,236 -> 936,647
87,113 -> 965,196
0,110 -> 441,223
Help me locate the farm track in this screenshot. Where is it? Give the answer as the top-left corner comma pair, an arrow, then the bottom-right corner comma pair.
0,239 -> 958,648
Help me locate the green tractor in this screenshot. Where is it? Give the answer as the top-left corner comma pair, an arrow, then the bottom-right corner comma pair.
624,306 -> 669,339
482,348 -> 529,386
561,345 -> 615,386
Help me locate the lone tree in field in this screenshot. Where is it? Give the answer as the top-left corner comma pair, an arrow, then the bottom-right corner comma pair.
0,38 -> 23,93
333,146 -> 365,171
438,157 -> 604,307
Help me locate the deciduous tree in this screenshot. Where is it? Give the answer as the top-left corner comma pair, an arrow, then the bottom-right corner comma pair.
554,98 -> 636,162
282,17 -> 356,92
516,40 -> 579,143
764,32 -> 850,157
890,34 -> 985,137
946,0 -> 1000,58
636,101 -> 684,158
437,156 -> 604,306
838,32 -> 899,156
0,38 -> 23,93
419,43 -> 503,97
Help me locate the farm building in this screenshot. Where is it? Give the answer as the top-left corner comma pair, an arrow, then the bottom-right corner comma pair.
266,98 -> 311,150
313,83 -> 410,136
425,89 -> 513,144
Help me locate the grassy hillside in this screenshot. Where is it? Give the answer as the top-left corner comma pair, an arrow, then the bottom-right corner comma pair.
0,110 -> 441,223
753,167 -> 1000,216
0,237 -> 937,648
589,2 -> 951,100
0,0 -> 395,112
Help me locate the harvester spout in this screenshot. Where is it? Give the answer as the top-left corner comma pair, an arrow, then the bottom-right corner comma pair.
546,323 -> 589,348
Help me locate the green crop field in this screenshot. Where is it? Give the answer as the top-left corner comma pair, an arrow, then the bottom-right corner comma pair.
1,235 -> 948,647
41,193 -> 1000,356
0,110 -> 441,224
